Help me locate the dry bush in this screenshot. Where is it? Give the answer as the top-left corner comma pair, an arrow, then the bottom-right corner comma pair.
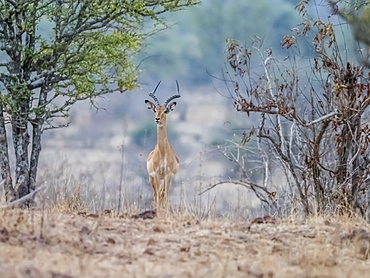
223,0 -> 370,217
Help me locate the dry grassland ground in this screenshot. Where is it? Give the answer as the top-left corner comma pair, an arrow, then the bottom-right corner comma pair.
1,209 -> 370,278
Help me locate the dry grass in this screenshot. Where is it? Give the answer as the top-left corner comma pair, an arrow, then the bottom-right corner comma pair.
1,209 -> 370,278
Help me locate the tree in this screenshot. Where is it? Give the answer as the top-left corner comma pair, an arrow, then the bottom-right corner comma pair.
0,0 -> 198,202
327,0 -> 370,67
224,0 -> 370,215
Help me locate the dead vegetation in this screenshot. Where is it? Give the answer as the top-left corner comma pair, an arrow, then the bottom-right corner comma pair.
224,1 -> 370,216
1,209 -> 370,278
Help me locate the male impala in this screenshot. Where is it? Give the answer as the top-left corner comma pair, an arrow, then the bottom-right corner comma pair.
145,81 -> 180,214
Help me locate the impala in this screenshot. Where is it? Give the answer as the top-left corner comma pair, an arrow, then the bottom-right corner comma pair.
145,81 -> 180,214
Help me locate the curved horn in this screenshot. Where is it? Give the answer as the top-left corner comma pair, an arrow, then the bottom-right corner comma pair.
164,80 -> 181,107
148,81 -> 161,105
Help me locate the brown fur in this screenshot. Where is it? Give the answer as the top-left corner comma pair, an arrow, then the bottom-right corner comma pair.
145,101 -> 179,213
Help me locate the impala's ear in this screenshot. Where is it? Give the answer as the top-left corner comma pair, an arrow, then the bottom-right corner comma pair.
165,102 -> 177,113
145,100 -> 156,111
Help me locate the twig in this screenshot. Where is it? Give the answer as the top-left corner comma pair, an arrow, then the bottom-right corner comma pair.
1,184 -> 46,208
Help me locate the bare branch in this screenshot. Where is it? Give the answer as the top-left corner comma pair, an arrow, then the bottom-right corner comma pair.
301,111 -> 339,127
1,184 -> 46,208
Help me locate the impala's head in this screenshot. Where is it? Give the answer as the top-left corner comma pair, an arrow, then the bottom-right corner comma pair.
145,81 -> 181,127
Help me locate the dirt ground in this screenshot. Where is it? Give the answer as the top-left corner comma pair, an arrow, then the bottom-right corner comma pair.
0,209 -> 370,278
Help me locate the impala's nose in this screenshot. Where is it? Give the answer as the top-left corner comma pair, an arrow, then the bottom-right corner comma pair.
155,118 -> 160,123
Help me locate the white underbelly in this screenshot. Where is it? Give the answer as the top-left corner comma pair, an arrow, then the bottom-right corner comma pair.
149,158 -> 173,179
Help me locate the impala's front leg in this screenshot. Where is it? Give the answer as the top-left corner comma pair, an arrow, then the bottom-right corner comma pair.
149,174 -> 160,211
156,175 -> 172,215
163,174 -> 172,206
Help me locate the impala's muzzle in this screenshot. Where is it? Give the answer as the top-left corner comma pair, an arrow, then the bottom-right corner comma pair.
155,118 -> 160,124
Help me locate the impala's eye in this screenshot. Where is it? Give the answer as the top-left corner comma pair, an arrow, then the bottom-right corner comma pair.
164,110 -> 169,114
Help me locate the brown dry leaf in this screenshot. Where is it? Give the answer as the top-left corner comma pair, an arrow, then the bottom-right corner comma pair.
106,237 -> 116,244
180,246 -> 190,252
79,226 -> 91,235
153,225 -> 165,233
85,214 -> 99,218
50,272 -> 74,278
0,227 -> 10,242
147,238 -> 156,246
131,210 -> 156,220
251,215 -> 277,224
143,248 -> 155,255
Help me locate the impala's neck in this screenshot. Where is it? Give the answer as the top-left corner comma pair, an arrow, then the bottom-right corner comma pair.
157,124 -> 170,153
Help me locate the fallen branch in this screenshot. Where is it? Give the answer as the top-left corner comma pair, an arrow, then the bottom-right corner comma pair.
199,180 -> 268,195
199,180 -> 276,207
1,184 -> 46,209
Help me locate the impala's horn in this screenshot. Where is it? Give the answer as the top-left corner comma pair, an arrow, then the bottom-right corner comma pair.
164,80 -> 181,107
148,81 -> 161,105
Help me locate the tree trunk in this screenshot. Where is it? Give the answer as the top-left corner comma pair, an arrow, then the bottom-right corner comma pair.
311,121 -> 329,212
28,80 -> 48,193
29,121 -> 43,192
0,105 -> 15,200
12,119 -> 30,199
336,100 -> 361,211
349,114 -> 363,209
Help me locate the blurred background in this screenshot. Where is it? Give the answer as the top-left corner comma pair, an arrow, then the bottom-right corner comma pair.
37,0 -> 336,217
